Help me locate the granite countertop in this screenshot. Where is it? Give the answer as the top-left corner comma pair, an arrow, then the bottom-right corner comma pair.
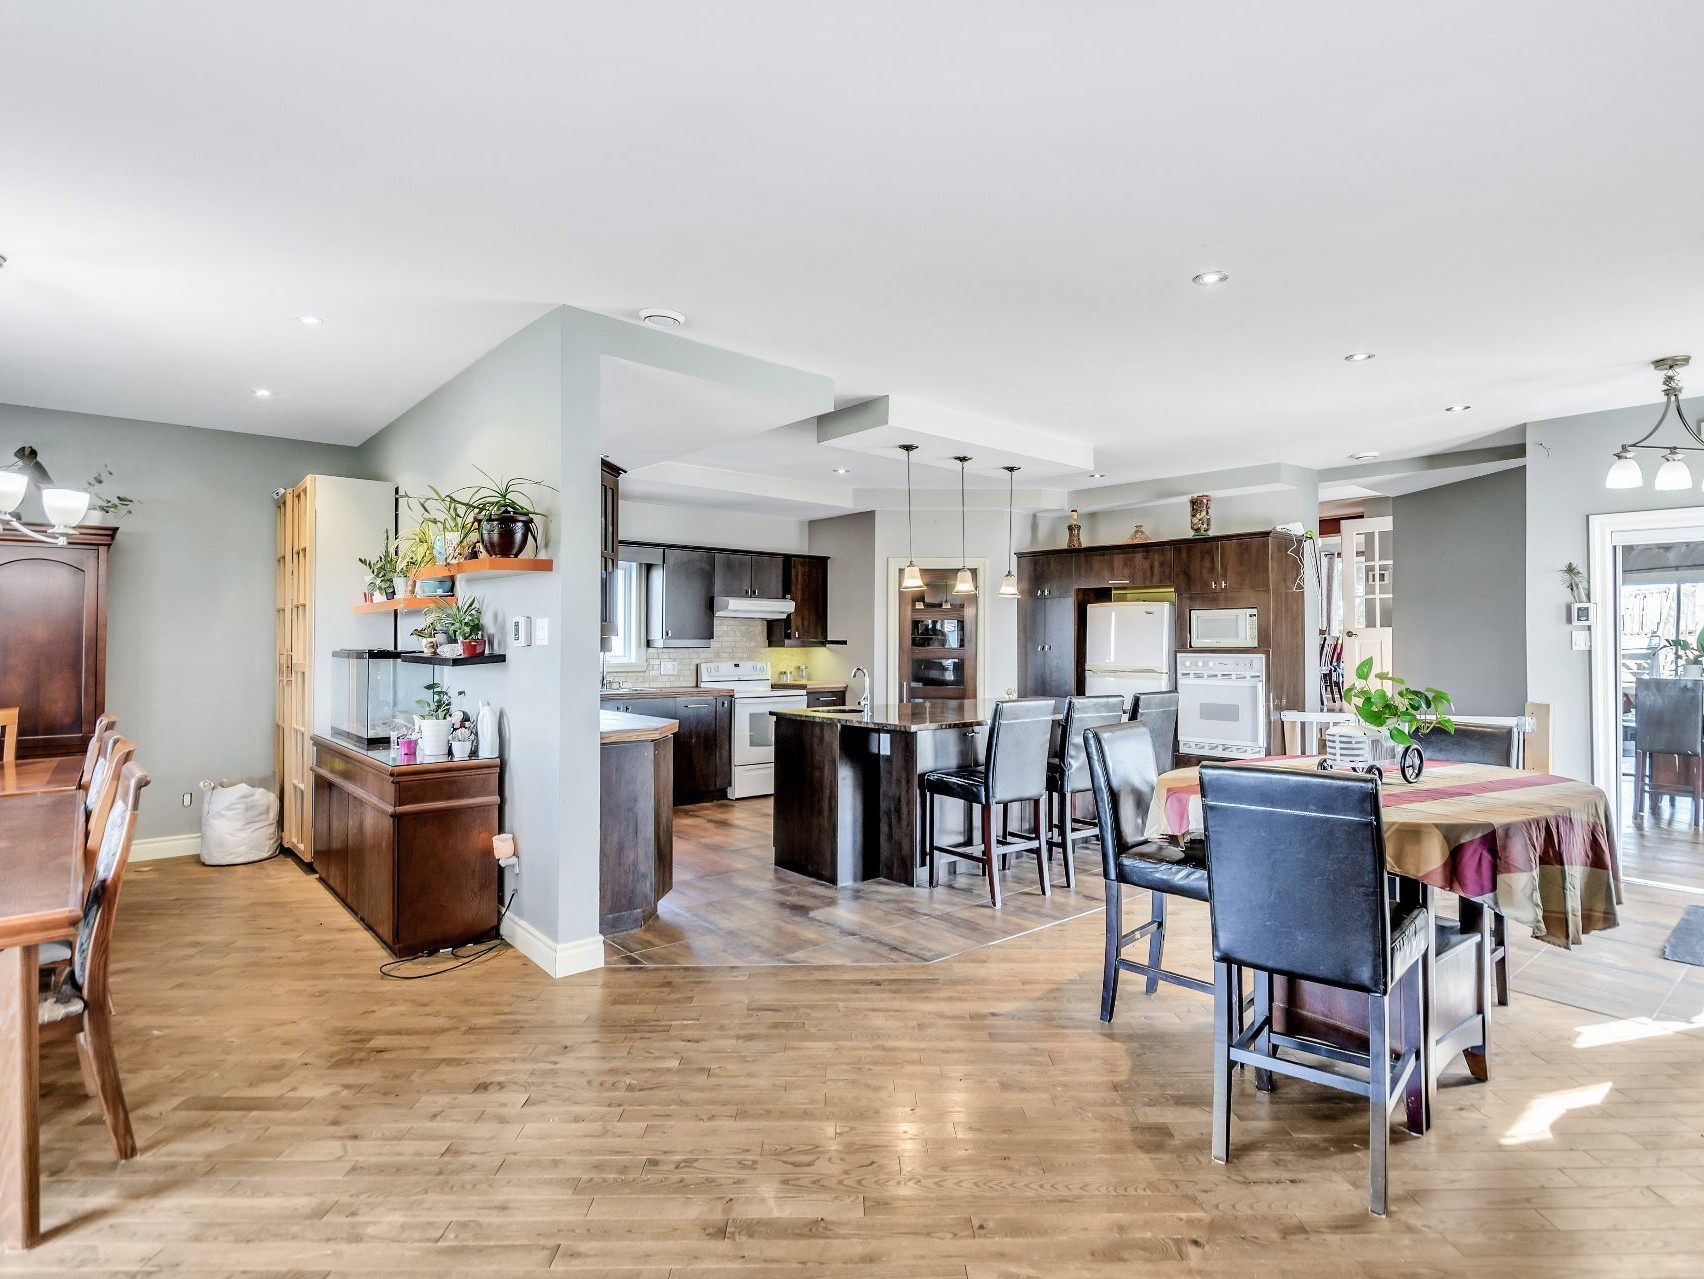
599,686 -> 734,700
774,699 -> 1011,732
600,710 -> 679,743
769,681 -> 848,691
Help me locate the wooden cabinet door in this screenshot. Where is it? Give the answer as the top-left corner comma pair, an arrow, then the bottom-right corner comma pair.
649,548 -> 714,646
1173,539 -> 1222,594
750,554 -> 787,599
773,557 -> 827,644
806,689 -> 846,708
672,695 -> 723,797
1219,535 -> 1272,592
713,552 -> 752,598
0,540 -> 105,757
1112,544 -> 1173,588
282,479 -> 315,859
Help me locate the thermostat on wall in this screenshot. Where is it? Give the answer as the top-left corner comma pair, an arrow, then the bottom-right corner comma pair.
1568,602 -> 1595,626
511,616 -> 533,647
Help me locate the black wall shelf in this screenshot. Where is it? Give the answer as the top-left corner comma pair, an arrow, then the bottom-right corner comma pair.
398,653 -> 507,667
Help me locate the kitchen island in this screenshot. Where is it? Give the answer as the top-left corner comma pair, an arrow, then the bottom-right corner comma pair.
771,701 -> 1009,887
599,709 -> 677,934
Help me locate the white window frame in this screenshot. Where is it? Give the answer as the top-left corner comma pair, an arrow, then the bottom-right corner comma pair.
604,561 -> 648,671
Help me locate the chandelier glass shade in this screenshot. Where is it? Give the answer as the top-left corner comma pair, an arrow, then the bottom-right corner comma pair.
1604,357 -> 1703,491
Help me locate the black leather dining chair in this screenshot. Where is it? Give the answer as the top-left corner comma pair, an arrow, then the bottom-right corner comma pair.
922,698 -> 1056,907
1199,763 -> 1430,1217
1086,720 -> 1212,1020
1129,691 -> 1179,776
1045,696 -> 1126,887
1420,719 -> 1520,1007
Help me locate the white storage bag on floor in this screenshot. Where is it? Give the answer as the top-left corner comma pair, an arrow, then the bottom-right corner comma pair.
199,781 -> 280,865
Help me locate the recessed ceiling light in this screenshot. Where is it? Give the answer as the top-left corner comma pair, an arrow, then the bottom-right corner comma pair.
1349,451 -> 1380,461
832,467 -> 848,474
296,315 -> 322,326
252,387 -> 273,398
1192,271 -> 1230,286
1344,352 -> 1376,362
1445,404 -> 1472,412
639,308 -> 686,328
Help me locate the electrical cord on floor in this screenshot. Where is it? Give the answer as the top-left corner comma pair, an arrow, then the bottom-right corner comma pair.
379,890 -> 516,980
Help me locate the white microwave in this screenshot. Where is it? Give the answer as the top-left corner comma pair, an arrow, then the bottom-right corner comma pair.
1188,607 -> 1259,648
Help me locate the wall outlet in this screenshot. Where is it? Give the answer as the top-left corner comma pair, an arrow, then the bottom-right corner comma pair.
182,792 -> 194,808
535,618 -> 550,645
1571,629 -> 1591,651
660,660 -> 679,675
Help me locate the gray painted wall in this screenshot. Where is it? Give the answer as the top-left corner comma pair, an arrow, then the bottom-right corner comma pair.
1527,395 -> 1704,779
1,403 -> 365,839
1392,468 -> 1527,716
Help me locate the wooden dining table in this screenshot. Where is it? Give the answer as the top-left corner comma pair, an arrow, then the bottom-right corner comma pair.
0,756 -> 85,1250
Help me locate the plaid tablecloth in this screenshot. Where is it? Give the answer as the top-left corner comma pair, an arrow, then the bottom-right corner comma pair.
1145,757 -> 1621,948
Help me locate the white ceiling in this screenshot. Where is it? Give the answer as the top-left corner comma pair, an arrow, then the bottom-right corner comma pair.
3,2 -> 1702,496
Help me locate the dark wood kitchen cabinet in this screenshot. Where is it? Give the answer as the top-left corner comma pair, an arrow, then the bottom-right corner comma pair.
646,547 -> 715,647
714,551 -> 786,599
600,459 -> 623,650
310,736 -> 500,957
768,555 -> 829,646
0,524 -> 113,758
1018,555 -> 1076,699
1175,533 -> 1270,594
671,693 -> 733,802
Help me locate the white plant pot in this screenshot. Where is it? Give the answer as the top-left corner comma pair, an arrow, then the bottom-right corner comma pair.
1685,663 -> 1703,679
417,718 -> 452,757
393,576 -> 410,597
1323,725 -> 1396,771
450,739 -> 473,761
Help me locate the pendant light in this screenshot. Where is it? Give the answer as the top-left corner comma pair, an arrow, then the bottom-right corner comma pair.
999,465 -> 1021,597
952,455 -> 976,594
898,444 -> 924,590
1604,356 -> 1702,490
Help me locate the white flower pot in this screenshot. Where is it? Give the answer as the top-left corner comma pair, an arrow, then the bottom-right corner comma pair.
450,739 -> 473,761
1685,663 -> 1703,679
393,576 -> 410,598
417,718 -> 452,757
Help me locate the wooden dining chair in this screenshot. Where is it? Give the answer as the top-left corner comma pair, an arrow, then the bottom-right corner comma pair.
84,736 -> 137,878
39,760 -> 150,1161
0,705 -> 18,764
80,713 -> 120,788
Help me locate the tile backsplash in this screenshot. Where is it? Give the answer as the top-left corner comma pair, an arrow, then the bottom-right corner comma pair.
619,618 -> 767,689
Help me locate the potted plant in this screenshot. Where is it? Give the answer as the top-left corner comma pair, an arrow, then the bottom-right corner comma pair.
414,681 -> 456,756
358,529 -> 401,601
1326,658 -> 1455,783
449,724 -> 475,761
459,470 -> 555,559
1659,627 -> 1704,678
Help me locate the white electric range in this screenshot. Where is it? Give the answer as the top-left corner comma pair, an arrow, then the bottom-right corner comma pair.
698,660 -> 808,798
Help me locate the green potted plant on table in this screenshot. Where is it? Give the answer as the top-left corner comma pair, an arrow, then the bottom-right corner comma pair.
1658,627 -> 1704,678
1325,658 -> 1455,783
414,681 -> 458,757
459,470 -> 555,559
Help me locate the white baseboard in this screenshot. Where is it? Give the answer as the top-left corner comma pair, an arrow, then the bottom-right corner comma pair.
131,833 -> 202,862
501,914 -> 605,979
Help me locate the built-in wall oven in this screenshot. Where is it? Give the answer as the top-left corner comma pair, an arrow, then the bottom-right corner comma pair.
1176,652 -> 1268,759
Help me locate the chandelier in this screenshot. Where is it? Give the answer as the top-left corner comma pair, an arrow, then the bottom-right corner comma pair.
0,447 -> 91,545
1605,356 -> 1703,490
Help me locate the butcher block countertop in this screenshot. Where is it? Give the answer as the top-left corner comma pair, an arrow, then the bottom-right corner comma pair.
600,710 -> 680,744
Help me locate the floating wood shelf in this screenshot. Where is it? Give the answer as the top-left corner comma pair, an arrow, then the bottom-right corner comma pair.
353,595 -> 457,614
414,557 -> 554,581
398,653 -> 507,667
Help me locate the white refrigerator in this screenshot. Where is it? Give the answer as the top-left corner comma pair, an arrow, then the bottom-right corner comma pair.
1083,601 -> 1175,710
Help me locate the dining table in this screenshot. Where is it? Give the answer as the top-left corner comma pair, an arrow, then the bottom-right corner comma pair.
0,756 -> 86,1250
1146,755 -> 1622,946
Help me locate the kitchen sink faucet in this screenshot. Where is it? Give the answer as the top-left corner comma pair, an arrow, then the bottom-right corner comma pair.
850,666 -> 870,713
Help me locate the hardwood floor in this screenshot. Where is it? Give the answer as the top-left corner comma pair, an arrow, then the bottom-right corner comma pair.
1621,777 -> 1704,892
19,850 -> 1704,1272
606,798 -> 1107,967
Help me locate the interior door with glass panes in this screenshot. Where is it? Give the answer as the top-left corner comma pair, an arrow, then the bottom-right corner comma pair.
1339,515 -> 1394,681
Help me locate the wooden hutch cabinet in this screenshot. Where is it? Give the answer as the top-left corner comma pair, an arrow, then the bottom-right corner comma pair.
0,524 -> 114,758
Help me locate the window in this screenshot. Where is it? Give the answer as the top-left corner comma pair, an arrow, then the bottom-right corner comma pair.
604,561 -> 646,670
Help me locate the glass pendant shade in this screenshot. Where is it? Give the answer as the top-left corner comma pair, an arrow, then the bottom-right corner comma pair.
999,570 -> 1020,598
0,471 -> 26,514
1604,449 -> 1643,489
1654,451 -> 1693,491
41,487 -> 91,529
900,561 -> 924,591
953,566 -> 976,594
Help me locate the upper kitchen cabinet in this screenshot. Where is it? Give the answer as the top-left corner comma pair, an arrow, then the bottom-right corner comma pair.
768,555 -> 828,646
646,547 -> 715,647
714,551 -> 787,599
600,459 -> 623,650
1174,534 -> 1270,594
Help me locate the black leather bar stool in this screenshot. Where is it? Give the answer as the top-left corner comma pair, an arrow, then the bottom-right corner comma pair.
1422,721 -> 1520,1007
1199,763 -> 1431,1217
1044,695 -> 1126,887
922,698 -> 1055,907
1633,676 -> 1704,827
1086,720 -> 1212,1020
1129,690 -> 1178,775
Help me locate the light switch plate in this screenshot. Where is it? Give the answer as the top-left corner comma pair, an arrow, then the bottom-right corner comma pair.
1571,629 -> 1591,651
535,618 -> 550,645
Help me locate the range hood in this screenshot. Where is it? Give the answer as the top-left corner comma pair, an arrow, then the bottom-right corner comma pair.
714,595 -> 795,620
